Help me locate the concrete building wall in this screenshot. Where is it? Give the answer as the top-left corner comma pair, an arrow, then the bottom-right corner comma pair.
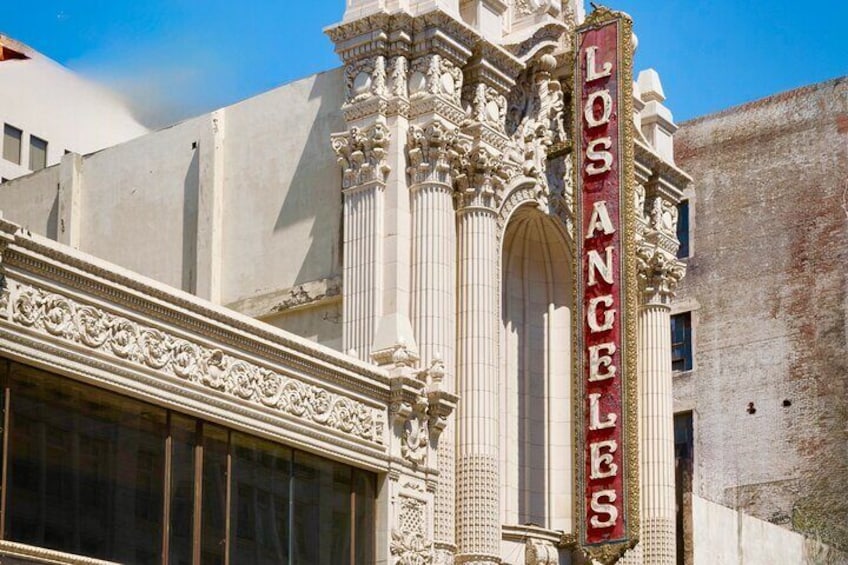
0,67 -> 345,349
0,167 -> 59,239
220,68 -> 345,306
0,35 -> 148,181
690,495 -> 845,565
78,116 -> 208,292
674,77 -> 848,550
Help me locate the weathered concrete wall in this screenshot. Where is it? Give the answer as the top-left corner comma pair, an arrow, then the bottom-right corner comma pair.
691,495 -> 846,565
0,69 -> 345,349
0,167 -> 59,239
674,77 -> 848,550
79,116 -> 207,292
220,68 -> 345,306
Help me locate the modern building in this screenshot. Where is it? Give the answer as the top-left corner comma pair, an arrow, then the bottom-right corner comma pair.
0,2 -> 844,565
0,35 -> 148,182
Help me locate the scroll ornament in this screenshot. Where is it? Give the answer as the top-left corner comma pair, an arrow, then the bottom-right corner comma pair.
6,283 -> 384,444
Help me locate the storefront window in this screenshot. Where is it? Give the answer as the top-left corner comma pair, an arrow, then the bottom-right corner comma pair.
7,365 -> 166,563
1,361 -> 375,565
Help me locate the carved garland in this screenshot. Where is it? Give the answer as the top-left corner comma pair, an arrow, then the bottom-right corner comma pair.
1,282 -> 385,445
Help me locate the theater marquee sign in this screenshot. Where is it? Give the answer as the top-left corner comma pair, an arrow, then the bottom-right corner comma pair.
573,8 -> 639,563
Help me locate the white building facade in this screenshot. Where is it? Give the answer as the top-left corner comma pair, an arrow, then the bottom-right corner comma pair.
0,35 -> 148,182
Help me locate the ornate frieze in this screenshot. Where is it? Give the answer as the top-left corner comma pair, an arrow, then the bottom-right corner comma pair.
408,54 -> 464,107
3,281 -> 385,445
466,83 -> 509,133
345,55 -> 388,105
331,118 -> 392,189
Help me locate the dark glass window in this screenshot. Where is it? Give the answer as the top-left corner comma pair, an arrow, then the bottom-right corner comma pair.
7,365 -> 166,563
169,415 -> 197,565
230,433 -> 291,565
676,201 -> 690,258
2,362 -> 375,565
201,425 -> 229,565
671,312 -> 693,372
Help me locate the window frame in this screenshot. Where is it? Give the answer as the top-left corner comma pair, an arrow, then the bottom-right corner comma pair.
670,311 -> 693,372
28,135 -> 48,171
3,124 -> 23,165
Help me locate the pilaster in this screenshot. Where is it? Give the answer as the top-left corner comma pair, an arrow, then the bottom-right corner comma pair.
405,16 -> 476,564
632,172 -> 686,565
57,152 -> 83,249
453,39 -> 521,565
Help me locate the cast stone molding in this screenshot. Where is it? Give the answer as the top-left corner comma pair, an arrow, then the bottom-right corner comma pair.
331,118 -> 392,190
408,120 -> 472,186
1,280 -> 385,446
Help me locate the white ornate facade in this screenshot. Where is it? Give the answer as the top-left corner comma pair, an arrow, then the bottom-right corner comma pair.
0,2 -> 699,564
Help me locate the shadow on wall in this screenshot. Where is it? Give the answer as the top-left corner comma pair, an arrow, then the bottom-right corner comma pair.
274,69 -> 345,288
182,148 -> 200,293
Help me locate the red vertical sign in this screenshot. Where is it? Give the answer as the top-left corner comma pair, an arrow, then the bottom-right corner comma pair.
575,9 -> 637,562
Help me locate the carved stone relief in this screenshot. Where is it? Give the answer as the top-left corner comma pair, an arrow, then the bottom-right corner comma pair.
3,281 -> 385,445
331,118 -> 392,189
391,496 -> 432,565
407,121 -> 472,185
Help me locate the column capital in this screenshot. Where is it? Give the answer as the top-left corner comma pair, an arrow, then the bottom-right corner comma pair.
455,145 -> 516,210
408,119 -> 473,187
331,117 -> 392,190
636,240 -> 685,306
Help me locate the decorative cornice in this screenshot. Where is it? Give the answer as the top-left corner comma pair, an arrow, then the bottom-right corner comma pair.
2,279 -> 386,446
0,540 -> 121,565
0,220 -> 390,398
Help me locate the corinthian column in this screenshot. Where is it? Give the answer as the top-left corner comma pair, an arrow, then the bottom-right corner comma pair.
635,192 -> 685,564
331,119 -> 391,360
455,147 -> 506,565
408,119 -> 470,563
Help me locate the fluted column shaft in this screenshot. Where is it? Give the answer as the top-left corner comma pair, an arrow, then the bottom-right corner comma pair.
342,184 -> 384,361
456,205 -> 500,564
411,182 -> 457,554
638,298 -> 675,563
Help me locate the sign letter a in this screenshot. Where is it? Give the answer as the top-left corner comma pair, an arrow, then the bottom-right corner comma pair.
585,201 -> 616,239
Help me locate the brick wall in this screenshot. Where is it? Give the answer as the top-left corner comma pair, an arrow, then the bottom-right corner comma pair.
673,77 -> 848,550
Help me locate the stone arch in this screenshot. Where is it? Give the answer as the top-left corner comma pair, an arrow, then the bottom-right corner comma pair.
497,177 -> 573,253
499,197 -> 574,531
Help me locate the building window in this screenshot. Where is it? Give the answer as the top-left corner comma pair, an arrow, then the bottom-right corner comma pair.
676,200 -> 690,258
3,361 -> 375,565
29,135 -> 48,171
3,124 -> 22,164
671,312 -> 692,371
674,411 -> 694,565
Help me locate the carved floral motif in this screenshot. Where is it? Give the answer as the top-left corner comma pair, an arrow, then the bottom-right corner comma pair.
332,118 -> 392,189
505,55 -> 567,184
7,284 -> 384,444
636,240 -> 685,305
400,393 -> 430,465
407,121 -> 472,185
345,55 -> 388,104
392,496 -> 431,565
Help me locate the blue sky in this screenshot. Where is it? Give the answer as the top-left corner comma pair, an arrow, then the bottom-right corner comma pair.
4,1 -> 846,126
